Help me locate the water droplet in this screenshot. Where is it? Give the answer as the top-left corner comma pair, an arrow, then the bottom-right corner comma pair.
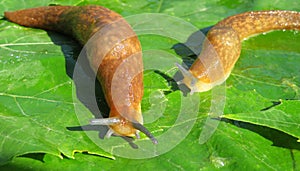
210,155 -> 229,168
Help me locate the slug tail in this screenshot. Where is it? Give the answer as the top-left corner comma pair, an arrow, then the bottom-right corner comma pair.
4,6 -> 72,31
217,10 -> 300,40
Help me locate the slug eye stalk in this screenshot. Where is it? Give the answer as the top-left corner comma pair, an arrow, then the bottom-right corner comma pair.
176,63 -> 199,94
131,122 -> 158,144
90,117 -> 121,125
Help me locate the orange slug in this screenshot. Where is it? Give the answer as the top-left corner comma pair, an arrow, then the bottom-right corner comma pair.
4,5 -> 158,144
176,10 -> 300,94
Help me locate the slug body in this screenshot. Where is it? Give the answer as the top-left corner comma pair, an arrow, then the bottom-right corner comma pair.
4,6 -> 157,144
177,10 -> 300,94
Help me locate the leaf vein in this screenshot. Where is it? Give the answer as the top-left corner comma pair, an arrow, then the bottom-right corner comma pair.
0,92 -> 74,105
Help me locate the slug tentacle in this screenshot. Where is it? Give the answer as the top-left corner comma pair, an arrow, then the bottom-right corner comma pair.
132,122 -> 158,144
90,117 -> 121,125
178,10 -> 300,93
175,63 -> 199,94
105,128 -> 115,138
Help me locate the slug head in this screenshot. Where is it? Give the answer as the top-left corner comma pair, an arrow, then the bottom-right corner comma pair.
108,117 -> 139,137
90,111 -> 158,145
176,63 -> 213,94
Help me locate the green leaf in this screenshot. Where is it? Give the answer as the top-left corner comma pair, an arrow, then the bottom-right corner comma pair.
2,122 -> 299,170
223,100 -> 300,141
1,0 -> 300,170
223,30 -> 300,143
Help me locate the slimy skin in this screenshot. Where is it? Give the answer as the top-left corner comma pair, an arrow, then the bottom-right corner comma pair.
177,10 -> 300,94
4,5 -> 157,144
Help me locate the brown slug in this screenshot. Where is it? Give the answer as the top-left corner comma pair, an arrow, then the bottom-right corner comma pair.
176,10 -> 300,94
4,5 -> 158,144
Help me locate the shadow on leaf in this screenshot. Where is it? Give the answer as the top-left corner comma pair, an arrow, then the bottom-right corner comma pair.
46,31 -> 110,139
222,118 -> 300,150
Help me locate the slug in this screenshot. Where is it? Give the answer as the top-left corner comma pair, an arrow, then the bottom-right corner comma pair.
4,5 -> 158,144
176,10 -> 300,94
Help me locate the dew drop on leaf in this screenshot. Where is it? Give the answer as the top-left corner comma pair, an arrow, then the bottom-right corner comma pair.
210,155 -> 229,168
